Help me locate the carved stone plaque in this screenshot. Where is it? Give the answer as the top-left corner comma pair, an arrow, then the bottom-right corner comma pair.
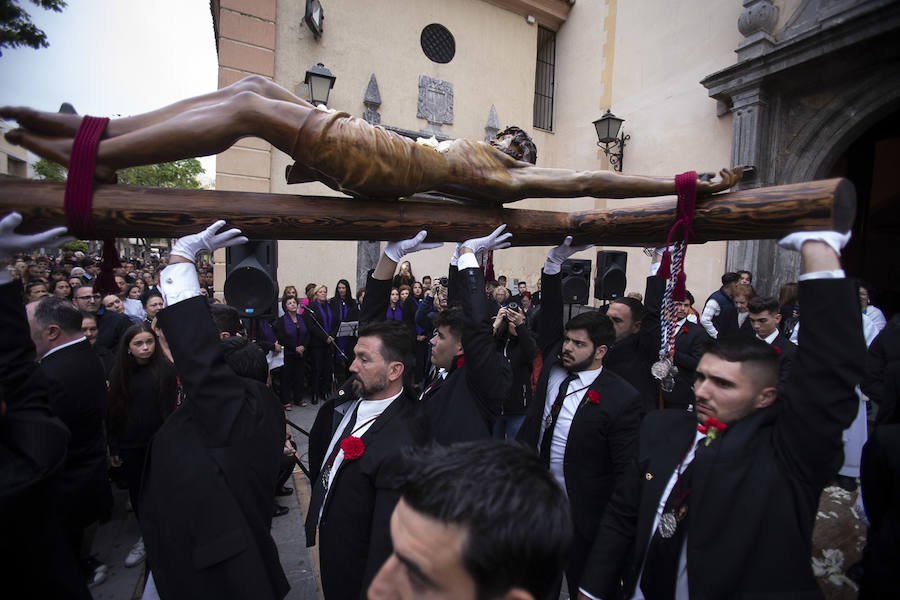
417,75 -> 453,135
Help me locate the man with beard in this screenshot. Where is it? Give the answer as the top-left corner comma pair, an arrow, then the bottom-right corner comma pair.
305,317 -> 424,598
517,236 -> 641,599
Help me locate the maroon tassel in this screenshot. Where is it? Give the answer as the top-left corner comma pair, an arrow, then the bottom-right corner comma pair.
93,238 -> 122,296
672,271 -> 686,302
657,250 -> 672,280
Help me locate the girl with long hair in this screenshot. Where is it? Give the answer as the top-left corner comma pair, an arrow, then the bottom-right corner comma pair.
107,323 -> 177,567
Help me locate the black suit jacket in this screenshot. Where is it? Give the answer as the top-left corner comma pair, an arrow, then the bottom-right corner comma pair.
582,278 -> 866,599
717,307 -> 754,338
516,269 -> 641,589
306,388 -> 422,599
662,320 -> 710,410
40,339 -> 112,527
603,276 -> 664,414
141,297 -> 289,600
364,265 -> 509,444
95,308 -> 131,353
770,331 -> 798,389
862,320 -> 900,424
0,281 -> 88,600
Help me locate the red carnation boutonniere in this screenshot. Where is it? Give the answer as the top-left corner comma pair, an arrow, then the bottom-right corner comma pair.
579,389 -> 601,410
697,418 -> 727,446
681,325 -> 689,334
456,356 -> 465,369
340,436 -> 366,460
773,346 -> 782,355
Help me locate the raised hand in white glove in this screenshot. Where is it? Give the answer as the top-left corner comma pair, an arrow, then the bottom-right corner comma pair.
544,235 -> 593,275
778,230 -> 851,255
461,224 -> 512,255
0,211 -> 73,264
170,220 -> 249,262
384,230 -> 443,262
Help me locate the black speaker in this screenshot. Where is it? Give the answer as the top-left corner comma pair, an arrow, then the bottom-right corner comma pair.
224,241 -> 278,318
594,250 -> 627,300
561,259 -> 591,305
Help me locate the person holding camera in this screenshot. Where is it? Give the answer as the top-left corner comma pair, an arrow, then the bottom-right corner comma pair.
492,302 -> 539,440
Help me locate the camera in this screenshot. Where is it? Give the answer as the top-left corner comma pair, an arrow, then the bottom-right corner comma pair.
439,276 -> 449,287
507,301 -> 519,312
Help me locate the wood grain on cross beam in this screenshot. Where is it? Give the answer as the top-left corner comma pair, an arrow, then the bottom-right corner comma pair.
0,177 -> 854,246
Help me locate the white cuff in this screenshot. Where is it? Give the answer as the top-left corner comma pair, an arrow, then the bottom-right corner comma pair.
158,263 -> 201,307
457,252 -> 480,271
649,261 -> 661,276
543,261 -> 561,276
578,587 -> 604,600
798,269 -> 845,281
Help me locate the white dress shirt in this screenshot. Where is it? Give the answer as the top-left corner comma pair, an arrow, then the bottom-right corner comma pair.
40,336 -> 86,361
318,389 -> 402,522
539,365 -> 603,494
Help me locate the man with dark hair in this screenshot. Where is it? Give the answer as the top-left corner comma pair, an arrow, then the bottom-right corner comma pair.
421,275 -> 432,292
517,236 -> 641,599
138,222 -> 289,599
737,269 -> 752,285
423,227 -> 513,443
305,315 -> 424,598
368,441 -> 573,600
210,303 -> 244,338
748,295 -> 797,384
580,231 -> 864,600
661,290 -> 710,410
602,256 -> 665,414
700,272 -> 740,339
26,295 -> 113,588
72,282 -> 131,353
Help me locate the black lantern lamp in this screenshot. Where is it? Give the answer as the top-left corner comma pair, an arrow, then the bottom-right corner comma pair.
304,62 -> 336,106
593,109 -> 630,172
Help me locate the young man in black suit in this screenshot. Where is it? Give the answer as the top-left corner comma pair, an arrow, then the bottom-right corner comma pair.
140,221 -> 290,600
361,227 -> 512,445
578,231 -> 864,600
516,236 -> 642,599
661,290 -> 710,410
748,294 -> 798,385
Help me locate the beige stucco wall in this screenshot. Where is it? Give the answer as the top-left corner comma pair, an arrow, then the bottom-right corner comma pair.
602,0 -> 744,302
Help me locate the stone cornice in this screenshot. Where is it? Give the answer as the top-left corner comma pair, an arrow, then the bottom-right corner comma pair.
701,1 -> 900,104
484,0 -> 573,30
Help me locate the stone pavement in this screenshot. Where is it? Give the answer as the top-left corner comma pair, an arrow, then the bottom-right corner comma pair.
89,401 -> 322,599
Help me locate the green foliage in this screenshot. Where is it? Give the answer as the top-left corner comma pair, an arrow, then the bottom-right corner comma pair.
60,239 -> 88,253
32,157 -> 66,181
117,159 -> 204,189
0,0 -> 67,55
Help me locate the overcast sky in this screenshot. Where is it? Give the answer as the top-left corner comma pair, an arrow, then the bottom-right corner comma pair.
0,0 -> 218,175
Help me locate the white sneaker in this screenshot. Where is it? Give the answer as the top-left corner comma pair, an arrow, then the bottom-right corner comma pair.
125,537 -> 145,568
87,563 -> 108,587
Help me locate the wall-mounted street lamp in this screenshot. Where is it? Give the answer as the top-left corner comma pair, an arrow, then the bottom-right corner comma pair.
593,109 -> 630,172
304,62 -> 336,106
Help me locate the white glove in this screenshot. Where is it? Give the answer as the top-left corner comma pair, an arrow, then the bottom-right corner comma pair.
0,212 -> 73,264
544,235 -> 593,275
778,231 -> 850,255
384,230 -> 443,262
461,224 -> 512,255
170,220 -> 248,262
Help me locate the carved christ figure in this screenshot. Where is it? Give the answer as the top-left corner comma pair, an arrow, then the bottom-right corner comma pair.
2,75 -> 741,204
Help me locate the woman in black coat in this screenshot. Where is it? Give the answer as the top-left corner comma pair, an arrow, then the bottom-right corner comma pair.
307,285 -> 339,405
330,278 -> 359,384
273,296 -> 312,408
491,305 -> 539,440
